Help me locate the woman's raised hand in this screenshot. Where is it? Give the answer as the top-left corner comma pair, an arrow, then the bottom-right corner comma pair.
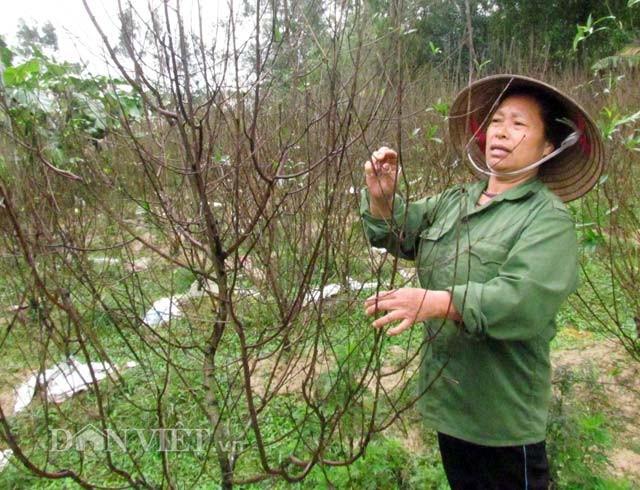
364,146 -> 398,217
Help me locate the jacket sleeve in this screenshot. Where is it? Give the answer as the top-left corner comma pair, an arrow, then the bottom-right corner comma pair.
360,189 -> 436,261
448,204 -> 579,341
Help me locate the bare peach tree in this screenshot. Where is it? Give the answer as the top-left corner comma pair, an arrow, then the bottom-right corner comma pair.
0,1 -> 442,487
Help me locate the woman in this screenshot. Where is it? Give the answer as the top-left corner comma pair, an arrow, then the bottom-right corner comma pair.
360,75 -> 604,489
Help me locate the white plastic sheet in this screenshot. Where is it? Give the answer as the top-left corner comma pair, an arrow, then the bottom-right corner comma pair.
304,284 -> 342,306
143,297 -> 183,325
13,357 -> 114,414
185,279 -> 219,299
88,257 -> 120,265
0,449 -> 12,472
347,277 -> 379,291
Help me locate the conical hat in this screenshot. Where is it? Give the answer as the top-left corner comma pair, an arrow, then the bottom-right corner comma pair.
449,74 -> 604,202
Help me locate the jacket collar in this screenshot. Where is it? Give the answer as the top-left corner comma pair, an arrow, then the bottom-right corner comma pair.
467,178 -> 543,214
485,177 -> 543,202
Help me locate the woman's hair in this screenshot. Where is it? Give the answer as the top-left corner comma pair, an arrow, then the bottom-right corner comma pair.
499,85 -> 572,149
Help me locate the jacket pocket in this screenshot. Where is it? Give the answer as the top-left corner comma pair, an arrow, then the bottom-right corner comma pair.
467,240 -> 510,283
418,230 -> 511,288
416,226 -> 452,288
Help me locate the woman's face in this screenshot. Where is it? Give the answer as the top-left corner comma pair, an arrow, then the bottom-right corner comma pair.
485,94 -> 554,175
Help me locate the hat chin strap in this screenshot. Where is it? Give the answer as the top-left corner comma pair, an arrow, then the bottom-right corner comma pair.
466,118 -> 581,177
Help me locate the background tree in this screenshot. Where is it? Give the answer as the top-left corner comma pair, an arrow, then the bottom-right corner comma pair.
15,20 -> 59,56
367,0 -> 640,77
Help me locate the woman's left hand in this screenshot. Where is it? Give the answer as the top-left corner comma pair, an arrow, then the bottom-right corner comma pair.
364,288 -> 460,335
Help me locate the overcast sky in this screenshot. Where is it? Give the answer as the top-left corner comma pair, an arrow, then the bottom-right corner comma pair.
1,1 -> 115,72
0,1 -> 239,74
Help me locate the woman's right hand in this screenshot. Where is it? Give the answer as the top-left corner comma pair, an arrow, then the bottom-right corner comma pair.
364,146 -> 398,217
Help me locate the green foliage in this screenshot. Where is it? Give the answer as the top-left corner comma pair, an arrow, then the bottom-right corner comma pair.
573,15 -> 616,52
622,129 -> 640,150
277,434 -> 448,490
3,58 -> 42,87
572,2 -> 640,72
568,182 -> 612,254
547,365 -> 633,490
598,105 -> 640,140
431,100 -> 449,118
581,226 -> 607,252
0,46 -> 13,68
428,41 -> 442,56
1,46 -> 141,166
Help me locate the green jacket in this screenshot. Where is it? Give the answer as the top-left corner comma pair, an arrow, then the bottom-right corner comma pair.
360,178 -> 578,446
